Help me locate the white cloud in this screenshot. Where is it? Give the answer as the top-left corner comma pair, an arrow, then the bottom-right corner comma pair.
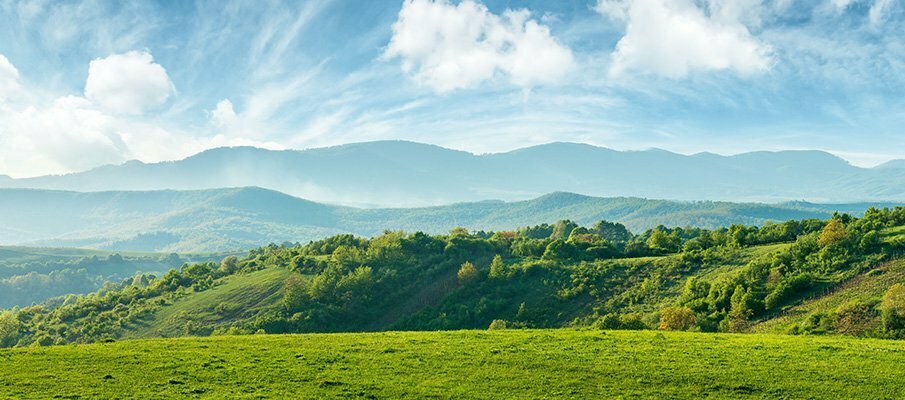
0,52 -> 282,177
830,0 -> 855,11
210,99 -> 239,130
595,0 -> 629,21
0,94 -> 284,178
383,0 -> 575,93
84,51 -> 175,115
0,96 -> 128,176
0,54 -> 22,102
598,0 -> 773,79
869,0 -> 893,26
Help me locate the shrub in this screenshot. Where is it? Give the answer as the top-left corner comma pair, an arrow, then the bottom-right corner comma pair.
658,307 -> 696,331
800,312 -> 833,334
882,284 -> 905,334
488,319 -> 509,330
764,273 -> 813,310
833,301 -> 878,336
593,313 -> 621,330
0,310 -> 19,348
619,313 -> 649,330
728,285 -> 754,333
219,256 -> 239,274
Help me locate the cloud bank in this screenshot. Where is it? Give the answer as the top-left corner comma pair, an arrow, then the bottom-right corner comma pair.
0,51 -> 278,178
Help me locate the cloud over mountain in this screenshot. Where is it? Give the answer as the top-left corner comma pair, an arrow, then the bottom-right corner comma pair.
85,51 -> 176,115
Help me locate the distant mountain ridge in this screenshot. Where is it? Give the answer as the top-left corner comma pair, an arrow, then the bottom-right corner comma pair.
0,187 -> 900,253
1,141 -> 902,206
877,159 -> 905,170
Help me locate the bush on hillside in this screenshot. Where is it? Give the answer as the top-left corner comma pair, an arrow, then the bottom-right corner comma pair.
658,307 -> 696,331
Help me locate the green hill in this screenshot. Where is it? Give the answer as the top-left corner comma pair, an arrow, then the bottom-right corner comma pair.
1,187 -> 900,253
1,330 -> 904,399
1,210 -> 905,398
3,208 -> 903,348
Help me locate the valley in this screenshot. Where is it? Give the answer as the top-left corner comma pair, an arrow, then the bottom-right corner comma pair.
1,187 -> 899,253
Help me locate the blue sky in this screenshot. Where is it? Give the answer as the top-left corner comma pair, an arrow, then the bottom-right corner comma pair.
0,0 -> 903,177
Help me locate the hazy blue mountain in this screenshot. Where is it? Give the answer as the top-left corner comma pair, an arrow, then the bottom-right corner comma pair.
876,160 -> 905,170
0,187 -> 900,253
1,141 -> 902,206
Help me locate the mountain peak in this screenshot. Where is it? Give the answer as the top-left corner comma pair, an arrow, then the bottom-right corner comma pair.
188,146 -> 285,159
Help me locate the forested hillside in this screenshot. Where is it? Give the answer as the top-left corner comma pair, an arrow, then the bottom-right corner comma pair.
0,247 -> 224,308
1,187 -> 899,253
1,141 -> 903,206
2,207 -> 902,348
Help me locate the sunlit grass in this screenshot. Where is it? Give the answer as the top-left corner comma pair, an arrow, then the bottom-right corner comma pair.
2,329 -> 904,399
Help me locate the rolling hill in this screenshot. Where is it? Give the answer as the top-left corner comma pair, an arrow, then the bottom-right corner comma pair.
0,187 -> 901,252
1,141 -> 903,207
1,207 -> 903,400
4,209 -> 901,348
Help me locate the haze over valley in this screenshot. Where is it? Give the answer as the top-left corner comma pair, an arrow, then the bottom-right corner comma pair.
2,141 -> 903,207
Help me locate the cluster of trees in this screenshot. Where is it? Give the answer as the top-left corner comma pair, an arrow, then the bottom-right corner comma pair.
651,208 -> 905,335
0,253 -> 189,308
0,260 -> 236,347
786,282 -> 905,338
1,207 -> 902,347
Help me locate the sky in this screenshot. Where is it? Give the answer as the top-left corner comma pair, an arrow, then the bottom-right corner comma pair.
0,0 -> 903,177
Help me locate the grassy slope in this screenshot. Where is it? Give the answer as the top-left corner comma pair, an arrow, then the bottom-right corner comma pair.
125,268 -> 293,339
1,330 -> 904,399
754,259 -> 905,334
751,226 -> 905,333
115,244 -> 787,338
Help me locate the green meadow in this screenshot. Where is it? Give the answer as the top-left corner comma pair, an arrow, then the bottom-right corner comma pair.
2,329 -> 904,399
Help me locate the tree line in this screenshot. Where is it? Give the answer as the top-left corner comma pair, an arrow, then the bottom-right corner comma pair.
1,206 -> 903,347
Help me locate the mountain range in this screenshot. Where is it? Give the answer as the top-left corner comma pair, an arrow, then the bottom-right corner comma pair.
1,141 -> 903,207
0,187 -> 900,253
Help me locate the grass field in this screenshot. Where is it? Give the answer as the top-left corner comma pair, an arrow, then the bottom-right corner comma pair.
2,329 -> 904,399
